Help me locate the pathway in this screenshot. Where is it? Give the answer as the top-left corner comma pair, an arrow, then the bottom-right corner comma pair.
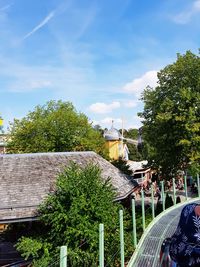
128,197 -> 200,267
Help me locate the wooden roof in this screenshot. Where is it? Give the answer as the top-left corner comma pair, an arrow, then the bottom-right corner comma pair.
0,152 -> 136,223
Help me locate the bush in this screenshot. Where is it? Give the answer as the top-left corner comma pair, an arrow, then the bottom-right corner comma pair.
111,158 -> 133,175
16,163 -> 133,266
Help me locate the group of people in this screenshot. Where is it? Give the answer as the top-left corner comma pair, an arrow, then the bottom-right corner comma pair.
165,177 -> 184,191
134,180 -> 162,201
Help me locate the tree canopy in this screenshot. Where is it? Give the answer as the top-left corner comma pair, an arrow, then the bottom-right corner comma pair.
121,128 -> 138,140
16,163 -> 133,266
7,100 -> 108,158
119,128 -> 143,161
139,51 -> 200,176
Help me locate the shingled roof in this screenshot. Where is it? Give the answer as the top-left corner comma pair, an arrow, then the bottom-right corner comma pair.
0,152 -> 137,223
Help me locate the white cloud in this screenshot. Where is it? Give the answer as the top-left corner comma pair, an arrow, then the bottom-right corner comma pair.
0,4 -> 12,12
194,0 -> 200,10
10,79 -> 52,92
172,12 -> 192,24
122,100 -> 138,108
28,80 -> 52,89
23,11 -> 55,40
0,62 -> 55,92
172,0 -> 200,24
88,101 -> 121,114
0,53 -> 94,94
101,117 -> 122,124
125,115 -> 142,129
123,70 -> 158,96
91,116 -> 142,130
91,117 -> 122,128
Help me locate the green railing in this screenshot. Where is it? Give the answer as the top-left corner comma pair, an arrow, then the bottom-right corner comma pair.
58,174 -> 200,266
127,197 -> 200,267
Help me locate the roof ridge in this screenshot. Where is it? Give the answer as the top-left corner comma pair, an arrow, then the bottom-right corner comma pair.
0,151 -> 96,157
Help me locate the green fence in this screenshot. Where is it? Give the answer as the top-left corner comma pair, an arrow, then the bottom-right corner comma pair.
58,174 -> 200,266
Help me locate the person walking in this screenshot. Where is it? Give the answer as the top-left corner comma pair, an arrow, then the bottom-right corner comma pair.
169,203 -> 200,266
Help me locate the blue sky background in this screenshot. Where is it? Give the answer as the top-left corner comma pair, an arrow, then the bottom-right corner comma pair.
0,0 -> 200,131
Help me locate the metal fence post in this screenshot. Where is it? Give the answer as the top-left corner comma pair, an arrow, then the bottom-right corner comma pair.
132,198 -> 137,248
119,210 -> 124,267
151,185 -> 155,220
141,189 -> 145,232
197,174 -> 200,198
184,175 -> 188,200
99,224 -> 104,267
60,246 -> 67,267
172,178 -> 176,205
161,181 -> 165,211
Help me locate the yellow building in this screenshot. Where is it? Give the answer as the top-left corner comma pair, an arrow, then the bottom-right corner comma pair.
104,126 -> 129,161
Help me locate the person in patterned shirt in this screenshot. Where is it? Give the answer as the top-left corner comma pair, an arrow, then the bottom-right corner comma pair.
169,203 -> 200,267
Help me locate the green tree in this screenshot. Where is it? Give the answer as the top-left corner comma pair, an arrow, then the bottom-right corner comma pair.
124,128 -> 138,140
119,128 -> 143,160
93,124 -> 104,135
139,51 -> 200,176
7,100 -> 108,158
16,163 -> 133,266
123,128 -> 143,160
111,158 -> 133,175
127,144 -> 142,161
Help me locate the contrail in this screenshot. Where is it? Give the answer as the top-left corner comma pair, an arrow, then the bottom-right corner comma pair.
23,11 -> 55,40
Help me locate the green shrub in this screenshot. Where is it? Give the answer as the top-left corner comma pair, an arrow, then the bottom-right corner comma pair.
16,163 -> 133,266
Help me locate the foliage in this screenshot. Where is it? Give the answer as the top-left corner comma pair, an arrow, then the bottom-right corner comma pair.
93,124 -> 104,136
16,238 -> 52,267
127,143 -> 142,161
16,163 -> 133,266
121,128 -> 138,140
111,158 -> 133,175
137,140 -> 150,161
139,51 -> 200,176
135,205 -> 152,239
119,128 -> 143,160
7,100 -> 108,158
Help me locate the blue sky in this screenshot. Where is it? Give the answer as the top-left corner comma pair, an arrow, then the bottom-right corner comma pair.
0,0 -> 200,132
